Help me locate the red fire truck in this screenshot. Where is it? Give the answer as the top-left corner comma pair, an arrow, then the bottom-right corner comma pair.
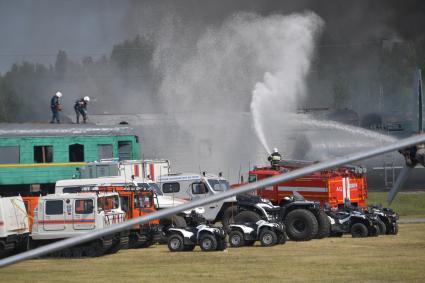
247,160 -> 368,208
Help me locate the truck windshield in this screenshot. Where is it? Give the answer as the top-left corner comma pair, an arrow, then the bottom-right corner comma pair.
98,195 -> 120,212
208,179 -> 229,191
137,183 -> 163,196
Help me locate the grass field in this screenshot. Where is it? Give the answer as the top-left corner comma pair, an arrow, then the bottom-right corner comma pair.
367,191 -> 425,217
1,223 -> 425,283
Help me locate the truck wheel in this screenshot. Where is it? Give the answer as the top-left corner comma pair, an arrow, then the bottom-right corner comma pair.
315,211 -> 331,239
260,229 -> 278,247
285,209 -> 319,241
376,219 -> 387,235
167,234 -> 185,252
199,234 -> 218,251
222,206 -> 238,232
234,210 -> 261,224
351,223 -> 368,238
229,230 -> 245,247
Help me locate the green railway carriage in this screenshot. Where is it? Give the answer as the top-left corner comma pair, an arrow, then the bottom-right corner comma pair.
0,124 -> 140,195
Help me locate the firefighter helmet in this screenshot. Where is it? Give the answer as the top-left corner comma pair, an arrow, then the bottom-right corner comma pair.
56,91 -> 62,98
273,148 -> 278,153
83,96 -> 90,102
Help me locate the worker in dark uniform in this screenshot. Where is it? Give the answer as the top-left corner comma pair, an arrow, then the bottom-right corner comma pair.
74,96 -> 90,124
50,91 -> 62,123
268,148 -> 282,170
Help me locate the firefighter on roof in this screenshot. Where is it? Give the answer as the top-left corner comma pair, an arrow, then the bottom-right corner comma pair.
74,96 -> 90,124
50,91 -> 62,124
268,148 -> 282,169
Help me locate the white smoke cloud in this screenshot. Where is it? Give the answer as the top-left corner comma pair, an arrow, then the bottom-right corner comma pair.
249,12 -> 324,154
155,11 -> 324,177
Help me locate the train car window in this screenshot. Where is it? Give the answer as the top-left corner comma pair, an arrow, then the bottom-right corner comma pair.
45,200 -> 63,215
34,145 -> 53,163
118,141 -> 132,160
69,144 -> 84,162
0,146 -> 20,164
98,144 -> 113,159
162,182 -> 180,193
75,199 -> 94,214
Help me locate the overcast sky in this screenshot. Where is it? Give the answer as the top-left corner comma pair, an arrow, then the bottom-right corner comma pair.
0,0 -> 424,72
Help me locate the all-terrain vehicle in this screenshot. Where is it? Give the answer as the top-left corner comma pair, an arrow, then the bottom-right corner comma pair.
325,203 -> 380,238
367,205 -> 399,235
234,192 -> 329,241
166,212 -> 226,252
228,220 -> 286,247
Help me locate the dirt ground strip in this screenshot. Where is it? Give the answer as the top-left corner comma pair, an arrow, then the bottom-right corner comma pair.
1,223 -> 425,283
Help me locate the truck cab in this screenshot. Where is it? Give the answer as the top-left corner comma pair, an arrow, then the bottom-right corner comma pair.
157,173 -> 237,229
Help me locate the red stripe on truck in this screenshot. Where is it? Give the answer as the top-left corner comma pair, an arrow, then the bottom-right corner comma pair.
149,164 -> 154,180
37,219 -> 95,224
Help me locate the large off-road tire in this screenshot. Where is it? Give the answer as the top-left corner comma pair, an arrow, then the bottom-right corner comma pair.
199,234 -> 218,252
234,210 -> 261,224
315,210 -> 331,239
167,233 -> 185,252
376,219 -> 387,235
221,206 -> 238,232
259,229 -> 278,247
351,223 -> 368,238
228,230 -> 245,247
285,209 -> 319,241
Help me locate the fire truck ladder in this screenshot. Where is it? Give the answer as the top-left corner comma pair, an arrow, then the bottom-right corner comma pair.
383,156 -> 395,188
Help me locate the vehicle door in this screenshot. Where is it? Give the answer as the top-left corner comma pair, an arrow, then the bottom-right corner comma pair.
73,198 -> 95,230
190,182 -> 217,220
119,194 -> 132,219
43,199 -> 66,231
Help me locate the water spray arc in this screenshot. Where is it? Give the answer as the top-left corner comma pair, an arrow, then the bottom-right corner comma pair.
249,13 -> 324,155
